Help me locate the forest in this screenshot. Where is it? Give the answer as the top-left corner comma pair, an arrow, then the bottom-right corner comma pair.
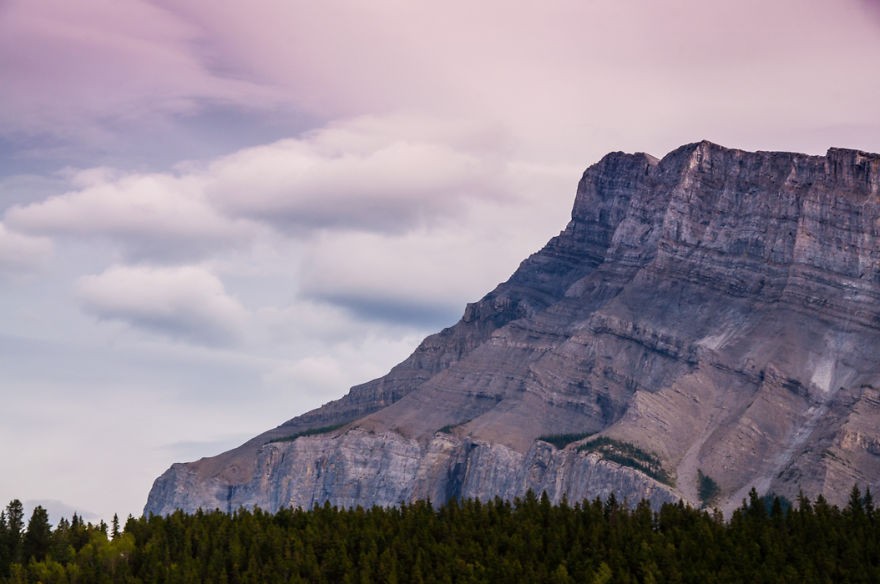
1,487 -> 878,583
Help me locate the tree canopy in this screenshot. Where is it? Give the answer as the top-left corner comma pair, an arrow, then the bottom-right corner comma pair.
1,487 -> 878,583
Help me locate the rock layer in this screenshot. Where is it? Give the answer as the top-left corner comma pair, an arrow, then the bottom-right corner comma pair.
146,141 -> 880,516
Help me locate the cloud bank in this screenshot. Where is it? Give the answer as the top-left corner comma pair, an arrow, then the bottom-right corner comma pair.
77,265 -> 249,346
6,170 -> 255,261
5,0 -> 880,164
4,113 -> 563,342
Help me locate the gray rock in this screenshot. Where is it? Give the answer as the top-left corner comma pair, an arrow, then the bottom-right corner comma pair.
146,141 -> 880,516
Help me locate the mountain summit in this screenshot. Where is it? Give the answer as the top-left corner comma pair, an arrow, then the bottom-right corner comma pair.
146,141 -> 880,515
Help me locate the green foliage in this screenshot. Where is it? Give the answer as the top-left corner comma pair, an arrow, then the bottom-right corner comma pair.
0,500 -> 24,577
591,561 -> 613,584
536,432 -> 595,449
697,470 -> 721,507
4,486 -> 880,582
578,437 -> 672,485
21,506 -> 50,563
265,423 -> 346,444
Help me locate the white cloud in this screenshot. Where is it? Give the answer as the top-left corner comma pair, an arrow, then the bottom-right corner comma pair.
76,265 -> 248,345
5,170 -> 256,261
292,159 -> 577,326
205,114 -> 509,234
298,229 -> 502,326
0,224 -> 52,274
3,114 -> 518,264
261,331 -> 427,411
255,300 -> 384,346
262,357 -> 356,404
4,112 -> 578,338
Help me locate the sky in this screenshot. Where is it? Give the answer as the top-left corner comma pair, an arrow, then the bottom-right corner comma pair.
2,0 -> 880,524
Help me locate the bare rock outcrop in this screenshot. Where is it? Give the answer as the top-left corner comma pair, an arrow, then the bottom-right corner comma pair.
146,141 -> 880,516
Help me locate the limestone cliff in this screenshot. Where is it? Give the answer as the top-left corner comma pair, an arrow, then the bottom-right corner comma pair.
146,141 -> 880,516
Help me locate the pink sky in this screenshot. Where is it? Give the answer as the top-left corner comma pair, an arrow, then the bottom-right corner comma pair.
1,0 -> 879,522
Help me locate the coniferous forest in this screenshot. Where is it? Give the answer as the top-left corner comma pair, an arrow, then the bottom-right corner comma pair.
1,488 -> 879,583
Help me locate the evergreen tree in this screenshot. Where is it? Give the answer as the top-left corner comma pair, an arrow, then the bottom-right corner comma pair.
21,506 -> 51,562
68,513 -> 91,551
2,501 -> 24,569
0,511 -> 9,577
48,517 -> 74,564
847,485 -> 865,517
864,487 -> 875,520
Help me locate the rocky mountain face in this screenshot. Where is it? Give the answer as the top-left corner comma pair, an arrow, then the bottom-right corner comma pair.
146,141 -> 880,516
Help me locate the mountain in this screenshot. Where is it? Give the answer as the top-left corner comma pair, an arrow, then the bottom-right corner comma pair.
146,141 -> 880,516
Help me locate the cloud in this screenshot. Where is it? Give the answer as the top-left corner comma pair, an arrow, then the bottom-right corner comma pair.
297,230 -> 484,327
262,357 -> 356,403
280,154 -> 577,328
5,169 -> 256,261
76,265 -> 248,346
4,0 -> 880,165
150,0 -> 880,156
0,224 -> 52,274
5,114 -> 513,264
860,0 -> 880,20
4,112 -> 577,339
255,300 -> 391,346
295,186 -> 575,329
260,331 -> 427,411
205,114 -> 508,234
0,0 -> 279,141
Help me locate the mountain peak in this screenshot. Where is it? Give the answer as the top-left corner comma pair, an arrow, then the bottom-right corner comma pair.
825,147 -> 880,195
147,142 -> 880,516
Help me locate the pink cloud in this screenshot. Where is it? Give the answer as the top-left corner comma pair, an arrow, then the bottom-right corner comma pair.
0,0 -> 279,140
3,0 -> 880,160
122,1 -> 880,157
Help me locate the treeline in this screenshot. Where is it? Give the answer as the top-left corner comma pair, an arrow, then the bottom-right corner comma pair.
2,487 -> 880,583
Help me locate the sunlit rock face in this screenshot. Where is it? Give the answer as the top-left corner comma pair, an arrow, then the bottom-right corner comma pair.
146,141 -> 880,516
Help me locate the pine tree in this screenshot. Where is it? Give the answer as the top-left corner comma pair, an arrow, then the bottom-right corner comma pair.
3,500 -> 24,567
864,487 -> 875,521
0,510 -> 10,577
847,485 -> 865,519
112,513 -> 120,540
22,505 -> 51,562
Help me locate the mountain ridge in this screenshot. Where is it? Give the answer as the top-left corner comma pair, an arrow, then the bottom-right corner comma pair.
146,141 -> 880,516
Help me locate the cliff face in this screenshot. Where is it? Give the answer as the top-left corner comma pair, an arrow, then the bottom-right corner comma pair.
146,141 -> 880,516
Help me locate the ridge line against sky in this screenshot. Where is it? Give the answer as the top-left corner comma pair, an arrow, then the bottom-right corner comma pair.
1,0 -> 880,522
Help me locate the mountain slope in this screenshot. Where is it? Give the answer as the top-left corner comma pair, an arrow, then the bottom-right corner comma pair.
146,141 -> 880,515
